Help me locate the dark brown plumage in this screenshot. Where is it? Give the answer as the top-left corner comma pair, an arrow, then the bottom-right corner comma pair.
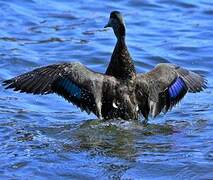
3,11 -> 207,122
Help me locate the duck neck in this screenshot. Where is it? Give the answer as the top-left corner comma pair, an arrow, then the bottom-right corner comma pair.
105,35 -> 136,80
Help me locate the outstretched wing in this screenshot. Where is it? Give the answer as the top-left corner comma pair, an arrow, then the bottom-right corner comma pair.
136,63 -> 207,118
3,62 -> 107,117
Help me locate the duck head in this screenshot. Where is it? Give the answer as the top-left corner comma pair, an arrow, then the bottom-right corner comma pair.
104,11 -> 126,39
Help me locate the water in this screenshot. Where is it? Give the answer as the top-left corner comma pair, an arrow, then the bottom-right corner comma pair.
0,0 -> 213,179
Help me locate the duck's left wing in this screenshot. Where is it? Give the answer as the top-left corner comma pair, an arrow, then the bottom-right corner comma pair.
135,63 -> 207,118
3,62 -> 107,117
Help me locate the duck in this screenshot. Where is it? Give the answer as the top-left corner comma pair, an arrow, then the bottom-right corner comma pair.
3,11 -> 207,123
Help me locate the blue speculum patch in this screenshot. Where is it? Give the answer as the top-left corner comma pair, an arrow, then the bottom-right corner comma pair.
169,77 -> 186,98
58,78 -> 82,99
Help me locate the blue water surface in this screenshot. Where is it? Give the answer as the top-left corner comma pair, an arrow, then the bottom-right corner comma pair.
0,0 -> 213,179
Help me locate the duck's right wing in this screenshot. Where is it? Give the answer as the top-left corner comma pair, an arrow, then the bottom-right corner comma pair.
3,62 -> 114,117
135,63 -> 207,118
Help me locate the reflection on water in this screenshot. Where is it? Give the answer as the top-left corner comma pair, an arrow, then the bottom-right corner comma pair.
6,117 -> 210,179
0,0 -> 213,179
73,120 -> 174,158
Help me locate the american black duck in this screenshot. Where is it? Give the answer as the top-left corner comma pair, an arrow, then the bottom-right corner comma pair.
3,11 -> 207,123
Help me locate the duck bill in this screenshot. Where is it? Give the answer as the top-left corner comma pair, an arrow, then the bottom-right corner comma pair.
104,19 -> 112,28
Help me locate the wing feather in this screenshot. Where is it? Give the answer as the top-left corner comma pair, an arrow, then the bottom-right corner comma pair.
3,62 -> 108,117
136,63 -> 207,118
